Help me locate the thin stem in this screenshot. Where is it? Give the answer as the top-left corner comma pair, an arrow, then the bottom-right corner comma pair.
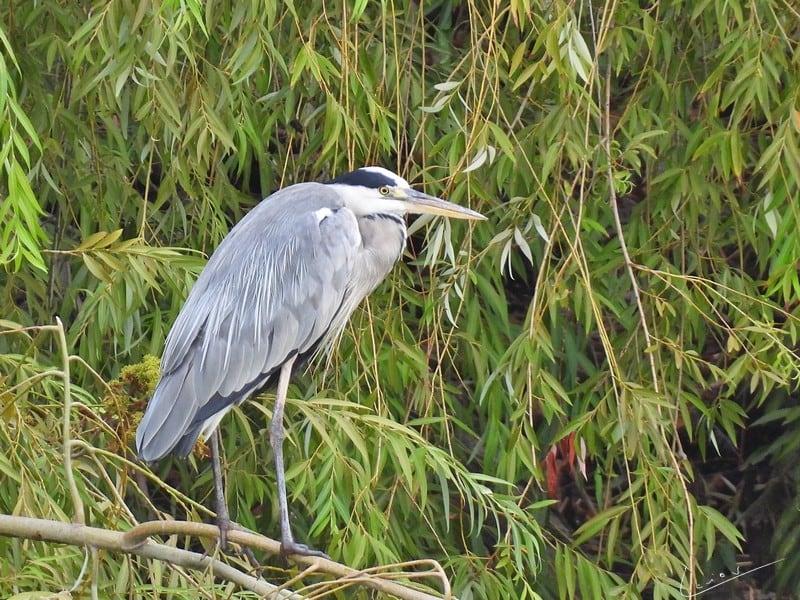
55,316 -> 85,526
601,61 -> 696,596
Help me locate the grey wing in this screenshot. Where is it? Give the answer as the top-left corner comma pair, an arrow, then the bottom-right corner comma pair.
136,185 -> 361,461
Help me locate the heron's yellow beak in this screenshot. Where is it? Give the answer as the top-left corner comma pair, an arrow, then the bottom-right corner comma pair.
394,188 -> 486,220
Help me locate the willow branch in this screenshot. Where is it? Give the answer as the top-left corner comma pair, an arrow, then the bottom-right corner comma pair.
53,317 -> 85,526
0,514 -> 449,600
601,60 -> 696,596
0,514 -> 289,597
124,520 -> 449,599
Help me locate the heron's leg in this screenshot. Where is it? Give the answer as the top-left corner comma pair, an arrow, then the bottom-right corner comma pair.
270,357 -> 328,559
210,430 -> 261,568
210,430 -> 233,549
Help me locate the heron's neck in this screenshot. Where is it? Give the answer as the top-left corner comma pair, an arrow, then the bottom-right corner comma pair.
355,212 -> 407,280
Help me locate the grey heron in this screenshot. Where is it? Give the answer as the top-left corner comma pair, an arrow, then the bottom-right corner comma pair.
135,166 -> 484,557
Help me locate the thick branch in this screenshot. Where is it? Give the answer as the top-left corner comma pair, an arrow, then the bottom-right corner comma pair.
0,515 -> 449,600
0,514 -> 286,596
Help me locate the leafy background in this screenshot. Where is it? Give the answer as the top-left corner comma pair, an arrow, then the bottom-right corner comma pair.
2,0 -> 799,597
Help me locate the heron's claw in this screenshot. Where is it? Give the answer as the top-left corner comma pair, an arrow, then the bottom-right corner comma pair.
216,516 -> 260,569
216,512 -> 240,552
280,540 -> 330,560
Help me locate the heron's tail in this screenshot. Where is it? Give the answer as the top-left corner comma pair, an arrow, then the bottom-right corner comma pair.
135,359 -> 199,462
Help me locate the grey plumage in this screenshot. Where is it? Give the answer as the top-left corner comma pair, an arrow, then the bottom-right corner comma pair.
136,184 -> 403,460
135,166 -> 483,555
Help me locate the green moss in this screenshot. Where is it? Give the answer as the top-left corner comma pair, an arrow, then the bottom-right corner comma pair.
102,355 -> 161,452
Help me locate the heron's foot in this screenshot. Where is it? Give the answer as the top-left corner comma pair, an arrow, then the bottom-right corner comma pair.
216,516 -> 261,570
280,539 -> 330,560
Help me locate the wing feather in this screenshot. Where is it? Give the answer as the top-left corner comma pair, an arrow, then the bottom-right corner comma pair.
136,183 -> 362,461
136,357 -> 196,460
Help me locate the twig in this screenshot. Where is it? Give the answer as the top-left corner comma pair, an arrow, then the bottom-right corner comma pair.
54,316 -> 86,526
601,61 -> 696,596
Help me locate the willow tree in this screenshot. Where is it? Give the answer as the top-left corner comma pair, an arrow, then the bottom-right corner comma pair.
1,0 -> 799,598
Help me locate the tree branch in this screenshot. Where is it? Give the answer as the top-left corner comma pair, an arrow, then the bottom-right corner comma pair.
0,514 -> 450,600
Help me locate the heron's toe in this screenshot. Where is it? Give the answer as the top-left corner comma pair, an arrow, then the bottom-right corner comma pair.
280,540 -> 329,560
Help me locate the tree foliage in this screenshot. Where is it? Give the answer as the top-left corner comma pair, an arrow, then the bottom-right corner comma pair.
2,0 -> 799,597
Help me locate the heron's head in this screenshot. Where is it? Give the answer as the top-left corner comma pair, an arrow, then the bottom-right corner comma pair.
326,166 -> 485,221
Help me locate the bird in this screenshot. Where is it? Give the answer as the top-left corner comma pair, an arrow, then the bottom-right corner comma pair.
135,166 -> 485,557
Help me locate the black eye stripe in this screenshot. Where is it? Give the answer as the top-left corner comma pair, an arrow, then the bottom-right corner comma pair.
326,169 -> 397,189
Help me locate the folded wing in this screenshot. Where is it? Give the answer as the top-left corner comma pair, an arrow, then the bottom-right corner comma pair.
136,184 -> 362,461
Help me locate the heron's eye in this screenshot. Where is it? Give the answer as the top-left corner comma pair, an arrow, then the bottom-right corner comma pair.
378,186 -> 390,196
